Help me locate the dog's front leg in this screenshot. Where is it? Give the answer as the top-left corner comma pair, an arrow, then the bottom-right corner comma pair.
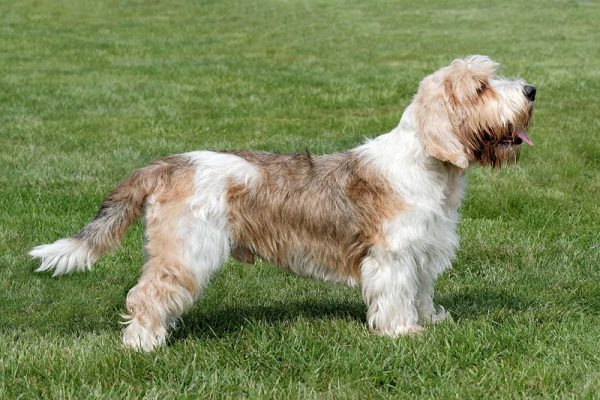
415,244 -> 455,325
360,251 -> 422,337
415,265 -> 451,325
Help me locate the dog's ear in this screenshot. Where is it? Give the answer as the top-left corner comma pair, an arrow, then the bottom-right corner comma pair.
445,55 -> 499,104
412,72 -> 470,169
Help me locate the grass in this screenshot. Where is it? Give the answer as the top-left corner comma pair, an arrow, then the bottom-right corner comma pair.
1,0 -> 599,398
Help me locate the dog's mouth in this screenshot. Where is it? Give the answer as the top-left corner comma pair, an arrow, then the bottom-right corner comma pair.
488,120 -> 534,147
471,108 -> 534,167
498,128 -> 533,146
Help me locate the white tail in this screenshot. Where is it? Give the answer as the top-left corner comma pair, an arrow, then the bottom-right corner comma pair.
29,238 -> 97,276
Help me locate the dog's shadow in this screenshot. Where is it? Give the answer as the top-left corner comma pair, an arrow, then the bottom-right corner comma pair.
170,287 -> 533,341
171,298 -> 367,341
439,287 -> 535,320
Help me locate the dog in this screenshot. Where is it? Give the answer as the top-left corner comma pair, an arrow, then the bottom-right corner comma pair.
30,56 -> 535,351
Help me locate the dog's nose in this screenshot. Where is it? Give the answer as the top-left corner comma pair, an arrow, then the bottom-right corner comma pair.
523,84 -> 536,101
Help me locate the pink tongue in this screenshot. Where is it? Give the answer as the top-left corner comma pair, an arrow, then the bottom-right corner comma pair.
517,129 -> 533,146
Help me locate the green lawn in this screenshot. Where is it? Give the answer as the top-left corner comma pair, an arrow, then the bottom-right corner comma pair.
1,0 -> 599,398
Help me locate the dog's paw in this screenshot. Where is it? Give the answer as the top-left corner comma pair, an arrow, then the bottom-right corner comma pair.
373,324 -> 424,338
429,306 -> 452,324
122,319 -> 167,352
418,304 -> 452,325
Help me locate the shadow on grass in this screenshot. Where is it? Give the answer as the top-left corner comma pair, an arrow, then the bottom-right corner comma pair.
170,287 -> 535,341
440,287 -> 536,321
171,298 -> 367,341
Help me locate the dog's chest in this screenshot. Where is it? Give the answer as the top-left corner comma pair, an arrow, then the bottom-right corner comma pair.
383,164 -> 465,255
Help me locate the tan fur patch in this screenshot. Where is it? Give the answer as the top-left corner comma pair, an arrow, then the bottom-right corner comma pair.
76,155 -> 196,255
144,163 -> 195,263
125,258 -> 198,330
413,72 -> 469,169
125,162 -> 198,331
225,151 -> 404,284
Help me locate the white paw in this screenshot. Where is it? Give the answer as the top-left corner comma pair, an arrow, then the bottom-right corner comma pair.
122,319 -> 167,352
418,305 -> 452,325
430,306 -> 452,324
373,324 -> 424,338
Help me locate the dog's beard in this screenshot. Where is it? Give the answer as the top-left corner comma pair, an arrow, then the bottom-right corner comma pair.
469,109 -> 533,168
475,141 -> 522,167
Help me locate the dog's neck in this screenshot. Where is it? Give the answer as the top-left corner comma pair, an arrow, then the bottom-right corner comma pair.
355,105 -> 466,215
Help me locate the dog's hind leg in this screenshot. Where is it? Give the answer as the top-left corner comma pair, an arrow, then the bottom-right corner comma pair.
122,256 -> 199,352
122,193 -> 230,351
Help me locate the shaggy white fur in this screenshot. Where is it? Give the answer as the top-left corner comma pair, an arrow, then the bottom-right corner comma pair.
30,55 -> 535,351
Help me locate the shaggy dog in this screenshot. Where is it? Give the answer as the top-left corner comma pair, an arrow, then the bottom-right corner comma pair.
30,56 -> 535,351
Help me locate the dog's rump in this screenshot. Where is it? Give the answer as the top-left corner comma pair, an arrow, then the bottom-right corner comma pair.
29,155 -> 195,276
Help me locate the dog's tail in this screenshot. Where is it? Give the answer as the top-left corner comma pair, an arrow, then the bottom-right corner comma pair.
29,155 -> 191,276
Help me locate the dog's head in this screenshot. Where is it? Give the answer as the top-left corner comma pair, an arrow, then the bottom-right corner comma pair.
412,55 -> 535,168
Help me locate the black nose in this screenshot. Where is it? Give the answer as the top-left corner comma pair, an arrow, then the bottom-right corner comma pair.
523,84 -> 536,101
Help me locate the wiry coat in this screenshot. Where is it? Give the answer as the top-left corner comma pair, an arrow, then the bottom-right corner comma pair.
226,150 -> 404,286
30,56 -> 535,351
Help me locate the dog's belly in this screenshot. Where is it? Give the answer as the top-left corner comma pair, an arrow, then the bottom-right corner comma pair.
231,228 -> 367,287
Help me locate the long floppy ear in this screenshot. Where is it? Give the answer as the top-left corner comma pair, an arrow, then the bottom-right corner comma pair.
412,73 -> 469,169
412,56 -> 499,169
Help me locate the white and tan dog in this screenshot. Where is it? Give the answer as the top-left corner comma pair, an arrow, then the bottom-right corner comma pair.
30,56 -> 535,351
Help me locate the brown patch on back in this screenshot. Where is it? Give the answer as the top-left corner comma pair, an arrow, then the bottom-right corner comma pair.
226,151 -> 404,283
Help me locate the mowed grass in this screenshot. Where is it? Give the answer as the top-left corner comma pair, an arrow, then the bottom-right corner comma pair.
1,0 -> 599,398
